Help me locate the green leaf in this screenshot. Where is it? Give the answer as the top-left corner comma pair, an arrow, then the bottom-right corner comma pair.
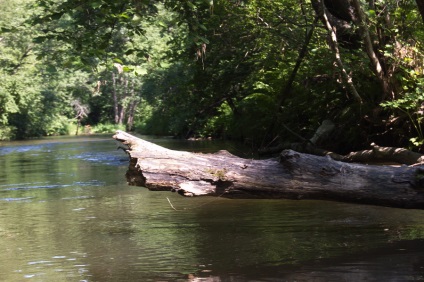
158,21 -> 168,28
367,9 -> 376,17
119,13 -> 130,19
187,1 -> 197,10
113,58 -> 124,64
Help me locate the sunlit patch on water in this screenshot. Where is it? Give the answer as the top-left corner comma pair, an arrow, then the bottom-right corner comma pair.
28,260 -> 53,265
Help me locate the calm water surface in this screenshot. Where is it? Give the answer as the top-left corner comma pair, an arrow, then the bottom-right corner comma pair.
0,134 -> 424,281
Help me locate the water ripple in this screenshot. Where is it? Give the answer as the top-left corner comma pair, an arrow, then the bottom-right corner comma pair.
0,180 -> 105,191
0,145 -> 44,156
0,197 -> 34,202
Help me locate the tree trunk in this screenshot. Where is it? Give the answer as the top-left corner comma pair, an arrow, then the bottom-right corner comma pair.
416,0 -> 424,23
351,0 -> 394,100
118,77 -> 129,125
126,80 -> 137,131
311,0 -> 361,47
75,119 -> 80,135
112,72 -> 119,124
320,0 -> 362,103
264,15 -> 319,147
276,15 -> 319,109
113,130 -> 424,209
127,100 -> 138,132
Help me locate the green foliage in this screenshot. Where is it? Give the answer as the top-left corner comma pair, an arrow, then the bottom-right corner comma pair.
91,123 -> 125,134
0,126 -> 17,141
229,93 -> 276,144
1,0 -> 424,156
44,115 -> 74,136
381,76 -> 424,149
201,103 -> 233,138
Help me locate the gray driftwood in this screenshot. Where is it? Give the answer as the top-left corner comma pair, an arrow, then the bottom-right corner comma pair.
113,130 -> 424,209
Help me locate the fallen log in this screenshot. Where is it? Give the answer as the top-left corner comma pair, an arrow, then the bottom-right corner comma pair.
261,142 -> 424,165
113,130 -> 424,209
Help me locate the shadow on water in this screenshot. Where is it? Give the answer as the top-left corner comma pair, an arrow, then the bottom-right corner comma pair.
202,238 -> 424,281
0,134 -> 423,281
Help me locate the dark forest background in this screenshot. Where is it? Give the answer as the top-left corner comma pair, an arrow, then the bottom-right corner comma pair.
1,0 -> 424,154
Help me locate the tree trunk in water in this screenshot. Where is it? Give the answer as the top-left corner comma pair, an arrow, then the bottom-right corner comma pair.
113,130 -> 424,209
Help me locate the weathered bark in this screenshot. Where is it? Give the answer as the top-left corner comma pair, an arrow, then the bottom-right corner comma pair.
113,130 -> 424,209
344,143 -> 424,165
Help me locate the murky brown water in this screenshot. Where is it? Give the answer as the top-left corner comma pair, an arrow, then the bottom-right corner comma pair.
0,134 -> 423,281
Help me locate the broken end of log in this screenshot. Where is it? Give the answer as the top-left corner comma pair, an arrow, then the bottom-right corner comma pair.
113,130 -> 138,149
113,130 -> 170,153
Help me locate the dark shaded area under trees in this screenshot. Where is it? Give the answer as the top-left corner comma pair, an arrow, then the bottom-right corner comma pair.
1,0 -> 424,158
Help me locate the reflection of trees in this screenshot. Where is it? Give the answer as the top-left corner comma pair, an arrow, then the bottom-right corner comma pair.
1,139 -> 424,281
77,191 -> 201,281
272,239 -> 424,281
190,199 -> 424,279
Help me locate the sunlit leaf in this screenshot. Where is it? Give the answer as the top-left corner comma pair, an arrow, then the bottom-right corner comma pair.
113,58 -> 124,64
158,21 -> 168,28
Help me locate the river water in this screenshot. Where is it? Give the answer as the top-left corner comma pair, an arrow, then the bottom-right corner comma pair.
0,134 -> 423,281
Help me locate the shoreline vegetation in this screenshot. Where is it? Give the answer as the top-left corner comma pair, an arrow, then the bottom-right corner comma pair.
1,0 -> 424,156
